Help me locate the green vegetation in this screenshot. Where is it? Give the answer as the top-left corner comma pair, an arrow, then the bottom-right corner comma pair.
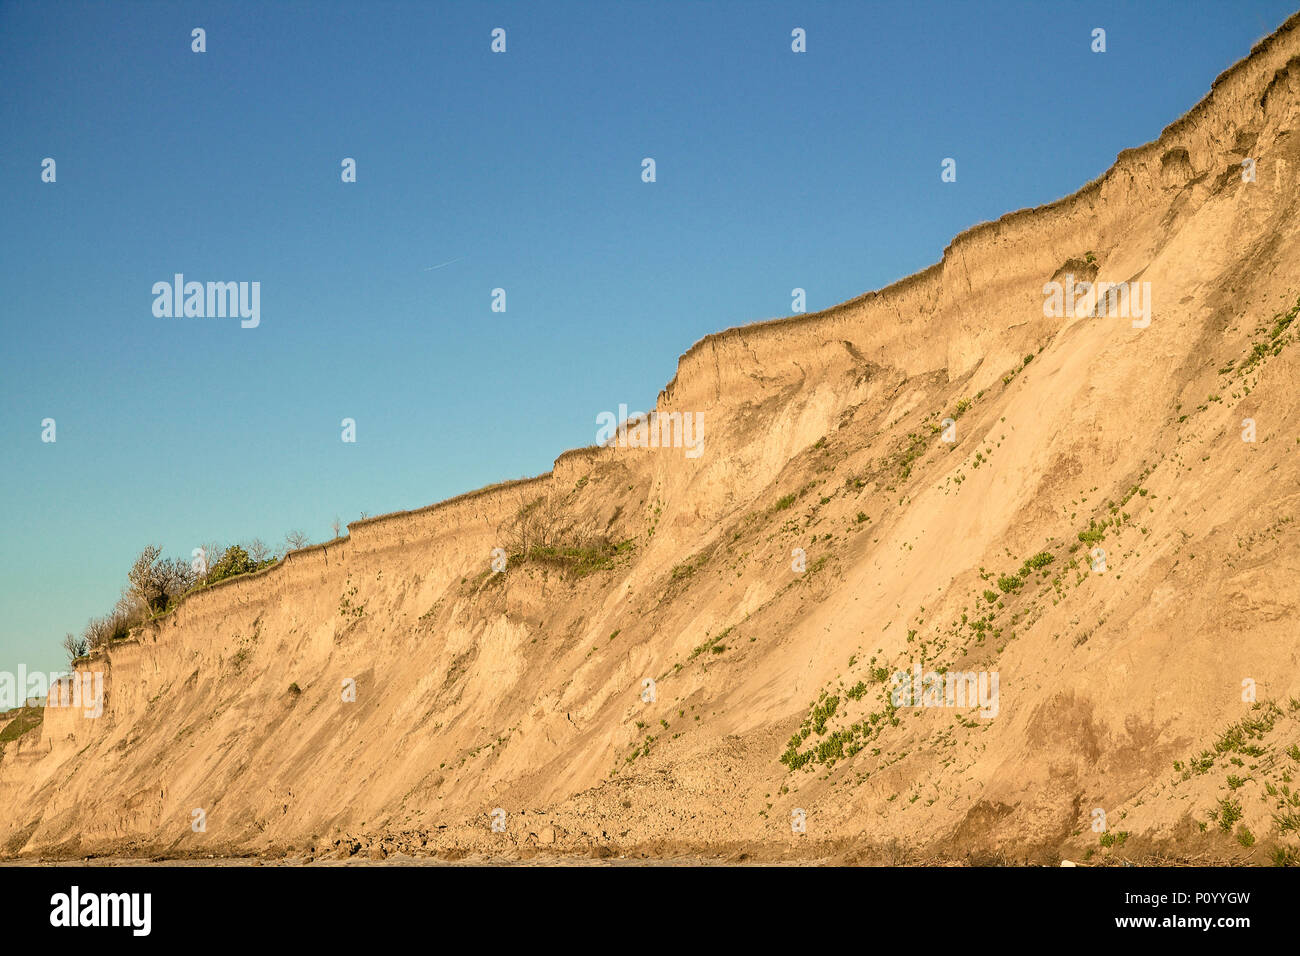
1022,551 -> 1054,572
670,551 -> 709,580
780,688 -> 900,772
1188,750 -> 1216,775
530,539 -> 634,577
996,574 -> 1023,594
60,537 -> 286,663
1238,295 -> 1299,376
1274,810 -> 1300,833
1215,797 -> 1243,833
0,706 -> 43,745
1214,702 -> 1282,756
810,694 -> 840,734
205,545 -> 258,585
898,432 -> 930,480
1271,846 -> 1299,866
689,626 -> 733,660
1077,521 -> 1108,545
338,581 -> 364,619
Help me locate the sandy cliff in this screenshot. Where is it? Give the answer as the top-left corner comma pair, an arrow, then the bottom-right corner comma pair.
4,15 -> 1300,863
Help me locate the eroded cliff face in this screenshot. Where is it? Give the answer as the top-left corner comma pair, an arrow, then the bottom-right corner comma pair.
5,16 -> 1300,863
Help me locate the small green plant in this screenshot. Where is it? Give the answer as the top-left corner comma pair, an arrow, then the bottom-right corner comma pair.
671,554 -> 708,580
689,627 -> 733,660
1188,750 -> 1215,774
338,581 -> 364,618
810,695 -> 839,735
997,574 -> 1023,594
1217,798 -> 1243,832
1078,522 -> 1106,545
1271,845 -> 1300,866
1023,551 -> 1054,571
1274,809 -> 1300,833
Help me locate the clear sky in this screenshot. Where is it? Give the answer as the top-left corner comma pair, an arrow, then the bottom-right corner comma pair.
2,0 -> 1295,676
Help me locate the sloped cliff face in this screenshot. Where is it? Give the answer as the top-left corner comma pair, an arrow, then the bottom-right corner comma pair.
5,17 -> 1300,863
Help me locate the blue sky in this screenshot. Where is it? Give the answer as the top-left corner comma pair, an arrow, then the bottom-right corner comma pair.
1,0 -> 1294,676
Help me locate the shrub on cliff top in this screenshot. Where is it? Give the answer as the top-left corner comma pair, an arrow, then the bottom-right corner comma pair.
205,545 -> 257,585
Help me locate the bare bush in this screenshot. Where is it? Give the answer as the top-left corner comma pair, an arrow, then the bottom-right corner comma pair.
502,491 -> 566,558
156,557 -> 197,602
61,632 -> 87,663
83,613 -> 121,654
244,537 -> 272,564
283,530 -> 311,551
197,541 -> 225,578
126,545 -> 165,615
